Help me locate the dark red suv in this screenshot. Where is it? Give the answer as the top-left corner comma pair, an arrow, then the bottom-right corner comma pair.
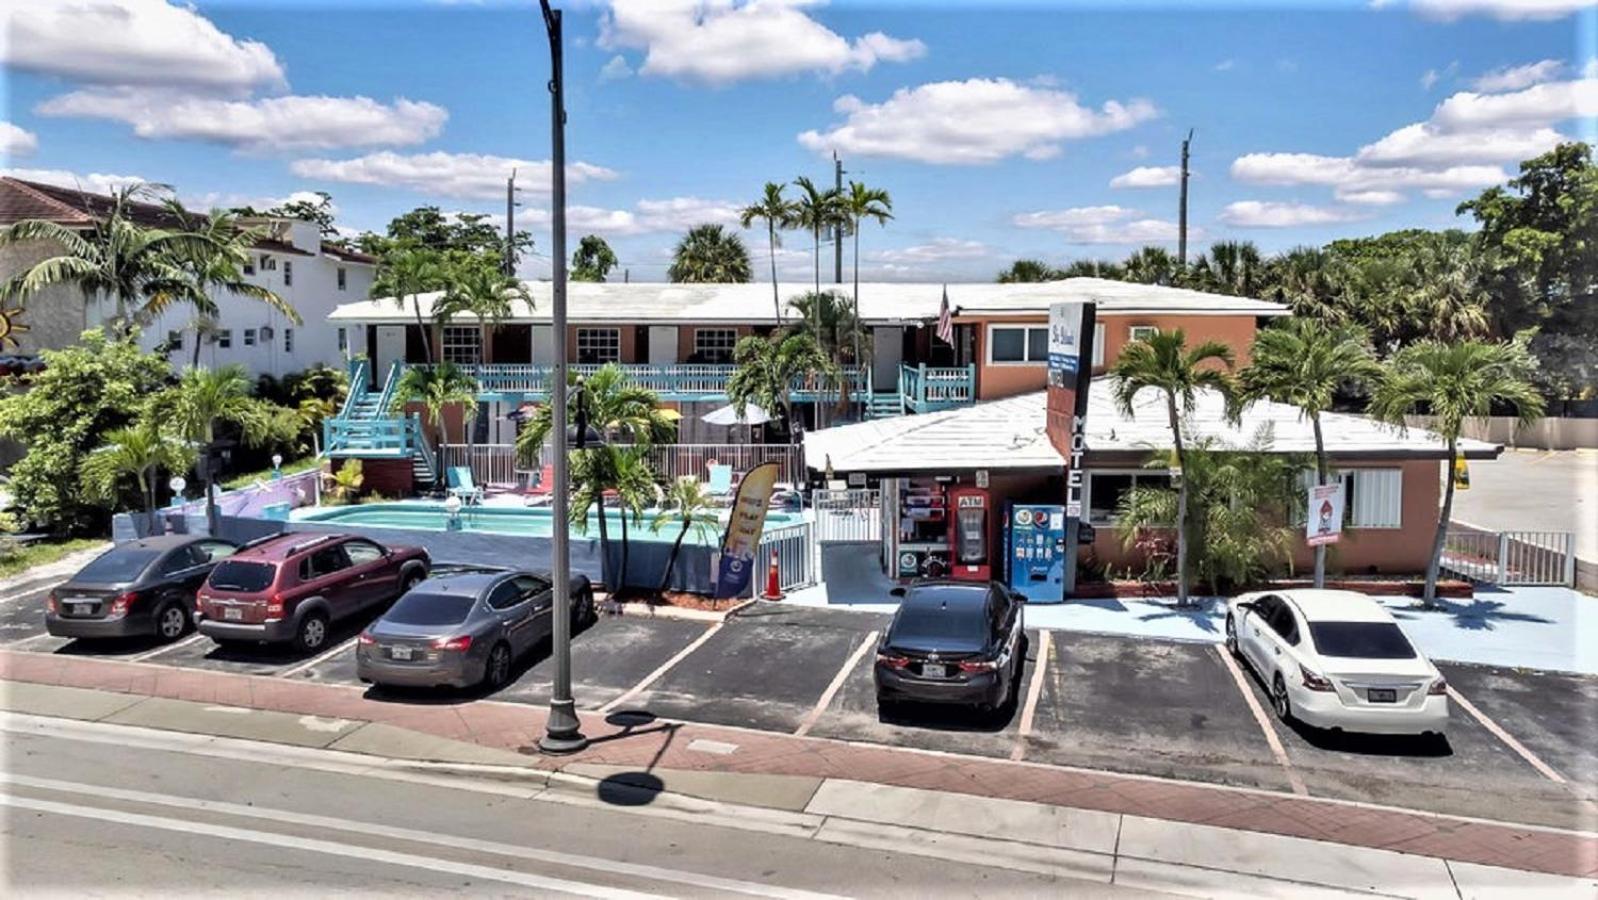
196,533 -> 430,652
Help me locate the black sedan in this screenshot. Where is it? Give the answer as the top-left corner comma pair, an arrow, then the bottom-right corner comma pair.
357,569 -> 595,690
47,535 -> 239,642
874,580 -> 1025,713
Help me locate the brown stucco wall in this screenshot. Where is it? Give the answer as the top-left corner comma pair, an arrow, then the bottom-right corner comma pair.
565,325 -> 638,363
676,324 -> 754,362
333,456 -> 414,498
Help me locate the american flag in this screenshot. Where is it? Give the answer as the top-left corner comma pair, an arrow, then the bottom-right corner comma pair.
935,285 -> 953,345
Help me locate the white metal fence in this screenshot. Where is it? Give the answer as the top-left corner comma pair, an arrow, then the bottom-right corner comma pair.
1441,528 -> 1575,586
439,442 -> 804,488
812,489 -> 882,543
439,444 -> 522,486
757,521 -> 818,591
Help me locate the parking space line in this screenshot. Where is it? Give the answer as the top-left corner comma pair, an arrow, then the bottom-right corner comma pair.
1213,646 -> 1308,796
794,630 -> 878,738
0,578 -> 66,607
1447,686 -> 1568,785
598,622 -> 723,715
2,632 -> 58,650
278,636 -> 360,680
128,633 -> 205,663
1009,630 -> 1051,762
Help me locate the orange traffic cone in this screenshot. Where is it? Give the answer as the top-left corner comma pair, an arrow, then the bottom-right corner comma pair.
762,549 -> 783,601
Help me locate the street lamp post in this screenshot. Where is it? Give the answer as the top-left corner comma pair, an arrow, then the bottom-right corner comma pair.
538,0 -> 587,755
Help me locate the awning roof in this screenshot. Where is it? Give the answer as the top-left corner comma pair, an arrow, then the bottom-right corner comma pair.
803,381 -> 1503,474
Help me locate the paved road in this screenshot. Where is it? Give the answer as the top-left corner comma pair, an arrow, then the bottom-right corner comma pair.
3,723 -> 1151,897
1452,449 -> 1597,562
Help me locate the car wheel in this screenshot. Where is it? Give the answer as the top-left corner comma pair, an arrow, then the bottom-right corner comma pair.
1271,674 -> 1294,724
483,642 -> 512,690
154,601 -> 189,642
1225,614 -> 1240,658
399,570 -> 424,597
295,612 -> 329,653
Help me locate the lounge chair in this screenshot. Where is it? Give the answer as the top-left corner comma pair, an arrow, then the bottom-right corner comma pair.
706,463 -> 734,502
445,466 -> 484,505
523,463 -> 556,506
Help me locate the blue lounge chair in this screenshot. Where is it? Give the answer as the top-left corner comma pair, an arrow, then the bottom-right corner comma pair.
706,463 -> 734,501
446,466 -> 484,505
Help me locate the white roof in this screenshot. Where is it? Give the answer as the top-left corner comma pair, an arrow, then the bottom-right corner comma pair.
328,277 -> 1288,326
803,380 -> 1501,474
1278,590 -> 1395,624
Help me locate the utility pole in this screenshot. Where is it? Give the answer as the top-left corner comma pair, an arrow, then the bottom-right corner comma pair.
538,0 -> 586,755
504,168 -> 518,277
833,151 -> 844,284
1178,129 -> 1193,267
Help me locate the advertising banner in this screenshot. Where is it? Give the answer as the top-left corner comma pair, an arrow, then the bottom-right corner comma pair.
1305,483 -> 1345,547
1047,301 -> 1088,387
712,462 -> 781,599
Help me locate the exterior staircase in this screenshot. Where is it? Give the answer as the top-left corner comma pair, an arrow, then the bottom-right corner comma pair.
865,392 -> 904,419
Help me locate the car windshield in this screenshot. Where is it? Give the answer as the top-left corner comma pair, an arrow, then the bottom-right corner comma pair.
890,589 -> 988,645
76,549 -> 160,583
385,592 -> 477,626
1308,621 -> 1417,660
208,561 -> 277,592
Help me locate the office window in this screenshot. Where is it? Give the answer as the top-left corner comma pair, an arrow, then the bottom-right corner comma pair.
1298,469 -> 1403,529
283,328 -> 294,353
337,327 -> 348,352
260,255 -> 277,271
576,328 -> 621,364
283,260 -> 293,286
244,328 -> 257,347
337,267 -> 347,290
1086,470 -> 1174,526
694,328 -> 738,364
218,330 -> 232,349
166,330 -> 183,350
442,326 -> 481,365
1129,325 -> 1159,344
987,324 -> 1049,364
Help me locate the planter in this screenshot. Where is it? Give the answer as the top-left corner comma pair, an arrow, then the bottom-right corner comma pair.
1069,576 -> 1474,600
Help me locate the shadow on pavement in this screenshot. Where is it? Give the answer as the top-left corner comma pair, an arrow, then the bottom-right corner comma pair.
1285,720 -> 1454,758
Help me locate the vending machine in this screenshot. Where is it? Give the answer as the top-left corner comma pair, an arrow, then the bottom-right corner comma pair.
946,487 -> 992,582
1005,503 -> 1067,603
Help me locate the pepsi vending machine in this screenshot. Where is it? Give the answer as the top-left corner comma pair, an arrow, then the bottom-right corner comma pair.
1005,504 -> 1067,603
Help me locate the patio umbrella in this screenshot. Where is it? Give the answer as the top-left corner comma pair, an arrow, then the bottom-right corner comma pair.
702,403 -> 772,426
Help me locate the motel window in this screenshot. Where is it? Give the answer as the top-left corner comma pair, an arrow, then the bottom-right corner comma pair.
337,327 -> 348,353
988,324 -> 1049,364
695,328 -> 738,364
260,255 -> 276,271
1085,470 -> 1174,526
576,328 -> 621,364
1128,325 -> 1159,344
243,258 -> 255,275
283,261 -> 293,286
167,330 -> 183,350
337,267 -> 347,291
243,328 -> 257,347
1298,469 -> 1402,529
218,330 -> 232,349
283,328 -> 294,353
442,326 -> 481,365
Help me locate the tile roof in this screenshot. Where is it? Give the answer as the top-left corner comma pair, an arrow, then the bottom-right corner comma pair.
0,176 -> 187,228
321,242 -> 378,265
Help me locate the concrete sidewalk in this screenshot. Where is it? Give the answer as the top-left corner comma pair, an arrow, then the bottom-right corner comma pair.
2,649 -> 1594,887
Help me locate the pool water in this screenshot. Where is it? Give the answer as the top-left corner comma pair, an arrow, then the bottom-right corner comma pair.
295,502 -> 799,546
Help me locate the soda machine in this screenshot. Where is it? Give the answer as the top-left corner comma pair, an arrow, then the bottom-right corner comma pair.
1005,503 -> 1067,603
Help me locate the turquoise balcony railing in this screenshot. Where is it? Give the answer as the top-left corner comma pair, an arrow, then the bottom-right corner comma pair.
324,413 -> 425,458
899,364 -> 976,413
449,362 -> 868,403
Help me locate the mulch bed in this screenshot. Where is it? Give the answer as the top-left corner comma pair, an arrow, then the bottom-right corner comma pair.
1072,577 -> 1474,600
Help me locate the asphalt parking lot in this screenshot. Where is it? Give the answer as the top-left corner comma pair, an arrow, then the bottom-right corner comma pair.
3,576 -> 1594,830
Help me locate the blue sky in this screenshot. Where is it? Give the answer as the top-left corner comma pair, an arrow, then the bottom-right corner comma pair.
3,0 -> 1594,282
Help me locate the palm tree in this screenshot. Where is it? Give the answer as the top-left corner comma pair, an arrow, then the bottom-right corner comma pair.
1122,246 -> 1179,286
1057,259 -> 1123,280
434,256 -> 530,368
160,203 -> 301,346
667,224 -> 752,283
1240,319 -> 1383,588
726,332 -> 837,444
0,184 -> 212,334
1192,241 -> 1264,296
1263,246 -> 1346,324
81,419 -> 194,532
651,477 -> 719,595
571,234 -> 619,282
739,183 -> 799,323
1409,242 -> 1491,342
608,445 -> 659,596
389,362 -> 479,489
842,180 -> 892,368
1110,329 -> 1238,606
371,245 -> 445,364
1369,340 -> 1544,607
296,395 -> 337,457
164,365 -> 284,535
791,176 -> 846,303
788,290 -> 867,412
997,259 -> 1061,283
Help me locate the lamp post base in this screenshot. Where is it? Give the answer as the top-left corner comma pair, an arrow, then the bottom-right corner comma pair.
537,699 -> 589,755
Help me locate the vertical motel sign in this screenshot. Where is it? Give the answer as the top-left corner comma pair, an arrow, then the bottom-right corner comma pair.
1045,301 -> 1097,597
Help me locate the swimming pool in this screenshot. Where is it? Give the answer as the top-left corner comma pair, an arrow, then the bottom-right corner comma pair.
295,502 -> 801,546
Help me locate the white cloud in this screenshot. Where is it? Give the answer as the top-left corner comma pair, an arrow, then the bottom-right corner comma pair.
1355,123 -> 1566,167
1,0 -> 285,91
572,197 -> 743,236
1,167 -> 151,196
1130,145 -> 1150,159
798,78 -> 1157,165
599,0 -> 926,86
1012,206 -> 1182,244
1218,201 -> 1364,228
1408,0 -> 1593,21
1431,78 -> 1598,131
1421,69 -> 1441,91
290,151 -> 618,200
869,238 -> 990,264
1231,152 -> 1509,201
1471,60 -> 1566,93
0,122 -> 39,159
38,88 -> 447,153
1110,165 -> 1181,188
599,55 -> 634,82
1339,190 -> 1407,206
1214,59 -> 1236,72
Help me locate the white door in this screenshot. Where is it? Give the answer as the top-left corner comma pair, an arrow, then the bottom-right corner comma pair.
530,325 -> 554,364
648,326 -> 678,365
374,325 -> 406,377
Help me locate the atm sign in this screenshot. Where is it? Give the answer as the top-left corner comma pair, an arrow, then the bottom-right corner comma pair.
957,495 -> 985,509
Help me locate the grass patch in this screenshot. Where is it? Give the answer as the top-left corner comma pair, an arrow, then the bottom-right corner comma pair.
221,456 -> 321,490
0,537 -> 108,580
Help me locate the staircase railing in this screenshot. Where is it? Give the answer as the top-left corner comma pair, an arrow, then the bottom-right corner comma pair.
337,358 -> 369,420
373,360 -> 404,417
900,364 -> 976,413
408,415 -> 435,474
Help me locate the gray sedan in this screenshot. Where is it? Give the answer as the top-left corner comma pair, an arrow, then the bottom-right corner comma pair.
356,569 -> 595,690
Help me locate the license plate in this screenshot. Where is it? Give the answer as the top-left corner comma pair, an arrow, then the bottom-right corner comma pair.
223,607 -> 243,621
922,663 -> 947,679
1368,688 -> 1397,703
390,646 -> 413,661
72,603 -> 93,616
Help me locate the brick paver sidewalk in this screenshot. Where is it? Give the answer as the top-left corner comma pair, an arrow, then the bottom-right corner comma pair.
3,648 -> 1593,879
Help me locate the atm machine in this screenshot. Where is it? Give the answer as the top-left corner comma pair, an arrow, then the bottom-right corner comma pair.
1005,503 -> 1067,603
946,487 -> 992,582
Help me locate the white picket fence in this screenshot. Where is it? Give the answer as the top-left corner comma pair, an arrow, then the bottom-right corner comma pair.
758,521 -> 819,591
438,442 -> 804,488
812,489 -> 881,543
1441,528 -> 1575,586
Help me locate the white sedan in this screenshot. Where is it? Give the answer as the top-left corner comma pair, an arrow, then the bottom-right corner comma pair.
1225,589 -> 1448,737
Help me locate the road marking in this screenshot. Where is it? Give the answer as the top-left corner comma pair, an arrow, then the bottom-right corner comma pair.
794,630 -> 878,737
598,621 -> 723,715
278,635 -> 360,679
127,632 -> 205,663
1,774 -> 843,900
0,578 -> 66,607
2,632 -> 59,650
0,792 -> 659,899
1213,646 -> 1308,797
1010,630 -> 1052,762
1447,686 -> 1568,785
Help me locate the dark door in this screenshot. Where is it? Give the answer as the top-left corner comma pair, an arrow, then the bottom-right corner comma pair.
341,538 -> 395,608
302,544 -> 356,618
515,574 -> 555,645
485,578 -> 535,655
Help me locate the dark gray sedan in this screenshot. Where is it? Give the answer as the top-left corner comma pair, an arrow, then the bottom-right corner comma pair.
355,569 -> 596,690
47,535 -> 239,642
